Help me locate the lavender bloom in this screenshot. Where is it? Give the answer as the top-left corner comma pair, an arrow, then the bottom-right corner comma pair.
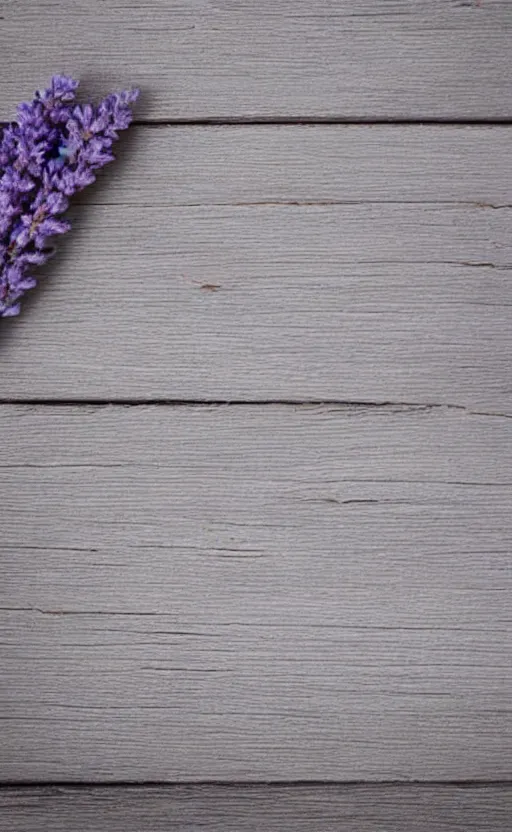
0,76 -> 138,316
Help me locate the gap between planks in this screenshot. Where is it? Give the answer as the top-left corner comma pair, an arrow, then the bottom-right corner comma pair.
1,779 -> 511,788
1,401 -> 511,423
135,118 -> 512,126
3,119 -> 512,129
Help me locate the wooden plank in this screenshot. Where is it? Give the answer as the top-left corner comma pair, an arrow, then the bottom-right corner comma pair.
1,1 -> 511,121
1,404 -> 511,781
1,785 -> 511,832
45,124 -> 512,207
1,126 -> 511,410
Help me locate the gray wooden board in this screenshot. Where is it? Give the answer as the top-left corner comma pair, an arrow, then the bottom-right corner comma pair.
1,126 -> 511,410
1,404 -> 511,781
1,785 -> 511,832
1,1 -> 512,121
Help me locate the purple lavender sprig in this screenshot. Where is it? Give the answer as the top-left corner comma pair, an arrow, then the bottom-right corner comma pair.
0,76 -> 138,316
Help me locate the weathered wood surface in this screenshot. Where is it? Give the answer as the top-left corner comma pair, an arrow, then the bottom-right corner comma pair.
1,126 -> 511,410
1,785 -> 511,832
1,1 -> 512,121
2,0 -> 511,804
1,404 -> 511,781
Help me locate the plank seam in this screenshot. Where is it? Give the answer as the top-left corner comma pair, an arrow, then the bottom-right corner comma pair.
133,119 -> 512,127
3,119 -> 512,130
1,400 -> 511,419
1,780 -> 512,789
0,399 -> 437,407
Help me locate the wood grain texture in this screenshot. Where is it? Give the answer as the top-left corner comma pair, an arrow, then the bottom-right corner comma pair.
1,785 -> 512,832
1,0 -> 511,121
1,404 -> 511,781
1,126 -> 511,410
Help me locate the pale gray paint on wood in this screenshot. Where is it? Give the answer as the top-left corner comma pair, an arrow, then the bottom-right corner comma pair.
1,1 -> 511,121
42,124 -> 512,207
1,405 -> 511,781
1,785 -> 511,832
1,127 -> 511,409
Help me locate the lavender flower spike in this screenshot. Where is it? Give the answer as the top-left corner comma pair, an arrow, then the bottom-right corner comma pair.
0,76 -> 138,316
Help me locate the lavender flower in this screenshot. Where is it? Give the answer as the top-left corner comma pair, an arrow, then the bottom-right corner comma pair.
0,76 -> 138,316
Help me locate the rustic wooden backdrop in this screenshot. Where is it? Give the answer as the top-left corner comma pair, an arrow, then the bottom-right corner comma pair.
1,0 -> 511,828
